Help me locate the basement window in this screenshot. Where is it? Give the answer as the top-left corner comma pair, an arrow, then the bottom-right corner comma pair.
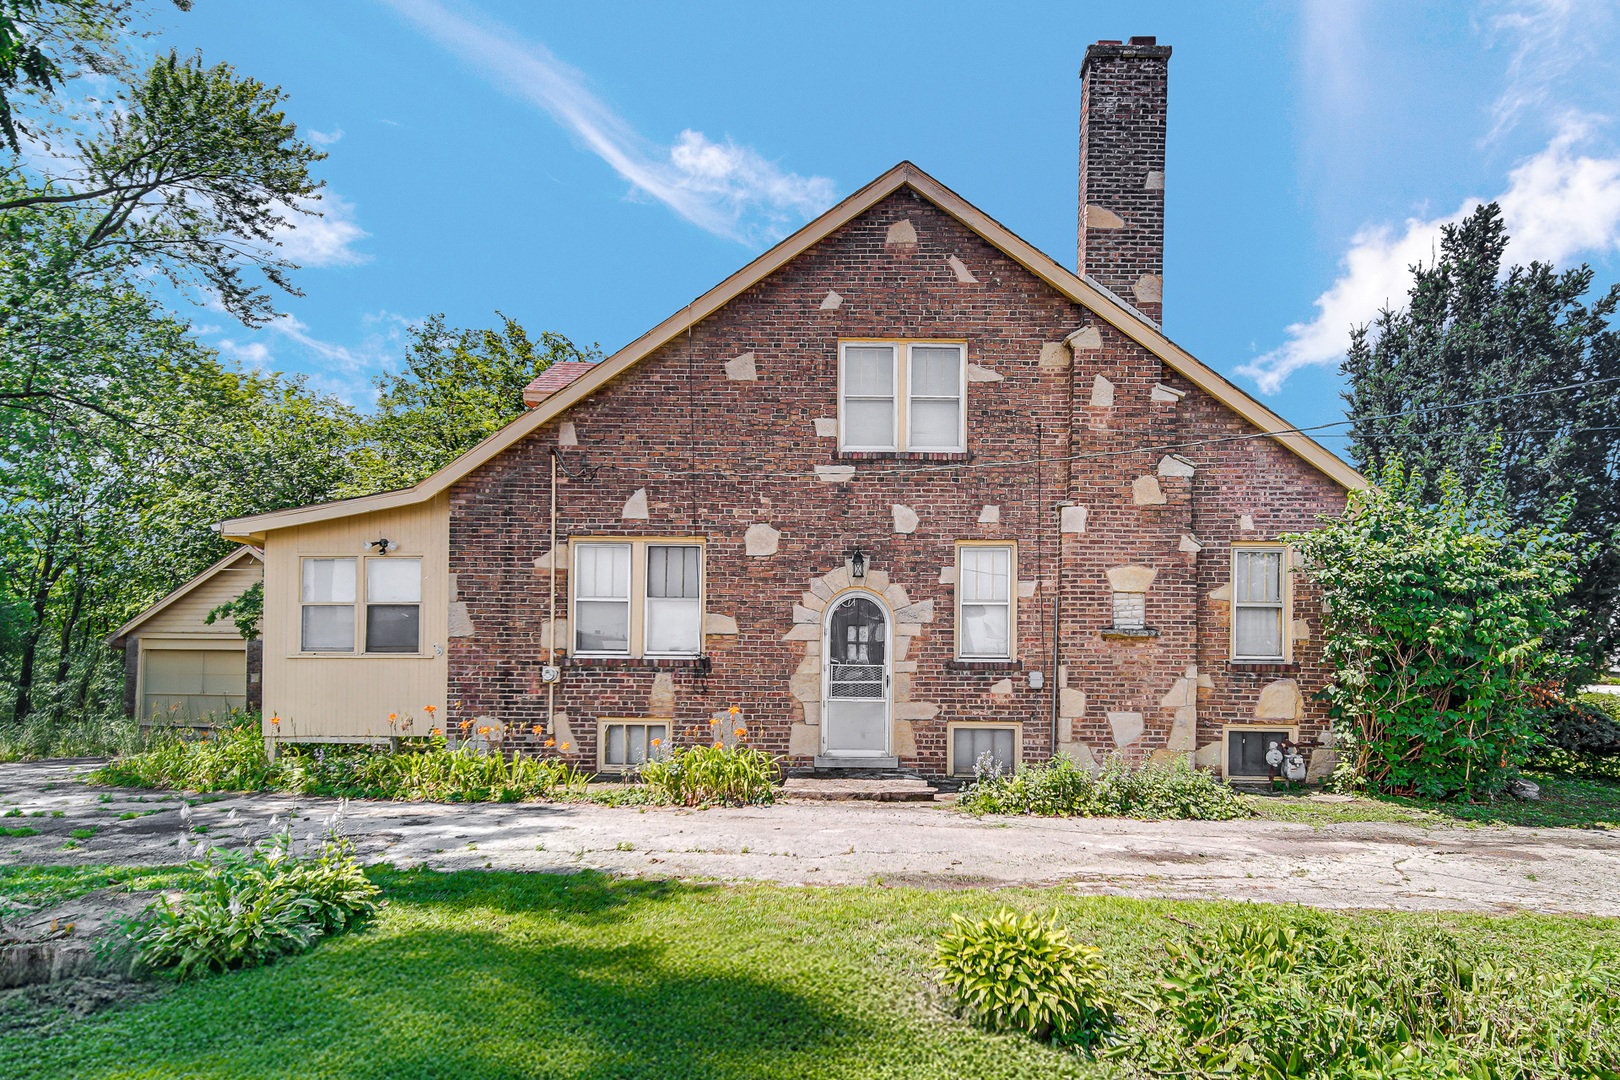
597,720 -> 668,773
947,721 -> 1021,778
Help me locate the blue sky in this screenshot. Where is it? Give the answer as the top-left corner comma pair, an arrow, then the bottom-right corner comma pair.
148,1 -> 1620,456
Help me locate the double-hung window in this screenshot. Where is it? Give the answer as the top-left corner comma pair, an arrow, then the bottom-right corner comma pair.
300,556 -> 422,654
572,540 -> 704,657
302,558 -> 356,652
1232,547 -> 1286,660
957,544 -> 1014,659
839,341 -> 965,452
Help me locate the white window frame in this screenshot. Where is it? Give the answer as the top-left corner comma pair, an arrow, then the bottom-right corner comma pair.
955,542 -> 1016,660
595,718 -> 670,774
1230,544 -> 1291,661
945,721 -> 1023,778
569,538 -> 706,659
838,340 -> 967,453
297,555 -> 426,658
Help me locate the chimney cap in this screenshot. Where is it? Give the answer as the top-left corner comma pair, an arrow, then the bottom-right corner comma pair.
1081,37 -> 1172,77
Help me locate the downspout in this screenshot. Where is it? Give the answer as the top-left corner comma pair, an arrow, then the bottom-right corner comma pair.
548,448 -> 558,736
1051,504 -> 1062,755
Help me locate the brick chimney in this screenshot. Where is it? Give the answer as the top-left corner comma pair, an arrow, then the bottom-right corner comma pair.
1078,36 -> 1171,324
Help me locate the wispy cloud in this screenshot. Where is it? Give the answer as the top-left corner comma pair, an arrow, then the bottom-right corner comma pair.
1238,121 -> 1620,393
273,192 -> 370,268
306,127 -> 345,146
209,311 -> 418,406
1485,0 -> 1618,143
378,0 -> 836,244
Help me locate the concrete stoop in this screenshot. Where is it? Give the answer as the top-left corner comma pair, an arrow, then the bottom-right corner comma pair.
779,777 -> 940,802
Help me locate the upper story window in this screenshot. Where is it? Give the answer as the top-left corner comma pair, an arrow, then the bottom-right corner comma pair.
572,539 -> 704,657
956,543 -> 1015,659
839,341 -> 966,452
300,556 -> 422,654
1232,546 -> 1287,660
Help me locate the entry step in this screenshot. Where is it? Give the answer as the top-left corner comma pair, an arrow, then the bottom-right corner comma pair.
781,778 -> 938,802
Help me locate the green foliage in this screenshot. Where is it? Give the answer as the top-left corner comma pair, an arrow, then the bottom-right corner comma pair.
933,908 -> 1118,1048
131,834 -> 378,979
204,579 -> 261,639
1536,691 -> 1620,758
90,722 -> 586,803
349,312 -> 600,493
958,755 -> 1251,821
1284,460 -> 1583,799
0,0 -> 154,153
1130,918 -> 1620,1079
1343,202 -> 1620,675
635,740 -> 778,806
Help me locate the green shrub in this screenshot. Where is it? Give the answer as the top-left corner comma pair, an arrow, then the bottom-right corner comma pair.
131,833 -> 378,979
636,742 -> 777,806
1284,461 -> 1583,800
1128,918 -> 1620,1078
933,908 -> 1117,1048
91,723 -> 585,802
958,756 -> 1250,821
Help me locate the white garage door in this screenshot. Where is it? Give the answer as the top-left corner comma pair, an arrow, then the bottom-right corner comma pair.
142,648 -> 247,722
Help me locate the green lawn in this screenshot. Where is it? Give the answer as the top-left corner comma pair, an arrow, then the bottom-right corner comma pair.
2,865 -> 1616,1079
1249,769 -> 1620,829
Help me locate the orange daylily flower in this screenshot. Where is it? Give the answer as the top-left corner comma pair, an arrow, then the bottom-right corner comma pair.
477,726 -> 491,735
713,742 -> 723,749
561,742 -> 570,751
728,705 -> 741,716
388,713 -> 398,721
460,719 -> 472,730
734,727 -> 746,738
651,738 -> 661,747
532,725 -> 544,735
545,738 -> 555,747
269,717 -> 281,726
424,705 -> 437,714
431,728 -> 443,737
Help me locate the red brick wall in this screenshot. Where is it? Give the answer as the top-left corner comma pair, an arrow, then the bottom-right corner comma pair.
447,189 -> 1345,778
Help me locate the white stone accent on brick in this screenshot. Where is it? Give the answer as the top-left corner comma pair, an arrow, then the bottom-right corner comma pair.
893,702 -> 940,720
813,417 -> 837,437
1144,169 -> 1165,190
791,604 -> 820,624
1017,580 -> 1037,598
894,600 -> 934,623
978,504 -> 1000,523
1107,565 -> 1157,593
1090,373 -> 1115,407
532,547 -> 569,572
1239,514 -> 1255,531
819,290 -> 843,310
938,565 -> 957,585
1108,711 -> 1145,748
947,255 -> 978,283
724,352 -> 758,381
885,218 -> 917,246
1194,741 -> 1222,768
1059,688 -> 1086,719
1060,505 -> 1089,533
1292,619 -> 1311,642
704,614 -> 738,635
1085,204 -> 1124,229
447,602 -> 474,637
1132,475 -> 1166,505
814,465 -> 855,483
648,673 -> 675,717
989,678 -> 1014,696
557,421 -> 579,445
882,582 -> 910,608
892,720 -> 917,757
621,488 -> 649,519
789,723 -> 819,755
1179,533 -> 1203,553
1256,679 -> 1304,719
744,523 -> 780,556
1150,382 -> 1185,403
1209,584 -> 1232,603
1039,342 -> 1072,369
1158,454 -> 1196,477
965,363 -> 1002,382
1066,325 -> 1102,350
892,504 -> 919,534
1134,274 -> 1163,304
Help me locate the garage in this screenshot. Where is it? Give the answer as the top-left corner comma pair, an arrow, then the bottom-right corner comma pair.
140,646 -> 248,722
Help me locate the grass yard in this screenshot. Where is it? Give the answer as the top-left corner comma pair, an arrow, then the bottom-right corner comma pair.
1249,769 -> 1620,829
2,865 -> 1616,1080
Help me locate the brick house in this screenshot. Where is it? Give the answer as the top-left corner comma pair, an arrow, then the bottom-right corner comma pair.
219,38 -> 1360,781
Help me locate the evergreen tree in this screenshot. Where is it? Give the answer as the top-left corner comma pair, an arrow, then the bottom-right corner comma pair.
1343,203 -> 1620,675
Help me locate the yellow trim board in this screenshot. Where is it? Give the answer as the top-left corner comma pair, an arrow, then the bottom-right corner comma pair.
219,162 -> 1362,541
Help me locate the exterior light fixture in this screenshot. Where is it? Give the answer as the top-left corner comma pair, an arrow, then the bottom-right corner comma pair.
850,549 -> 867,581
369,538 -> 392,553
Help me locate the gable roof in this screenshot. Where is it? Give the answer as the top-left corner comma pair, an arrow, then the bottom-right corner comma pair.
106,547 -> 263,645
522,361 -> 597,406
220,162 -> 1362,541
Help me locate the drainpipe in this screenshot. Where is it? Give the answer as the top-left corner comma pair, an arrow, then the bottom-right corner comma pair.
548,448 -> 558,736
1051,503 -> 1065,756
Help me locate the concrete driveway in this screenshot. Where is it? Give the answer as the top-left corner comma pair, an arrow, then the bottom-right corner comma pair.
4,759 -> 1618,914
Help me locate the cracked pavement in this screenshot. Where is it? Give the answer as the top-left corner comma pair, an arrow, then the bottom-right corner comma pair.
3,759 -> 1618,914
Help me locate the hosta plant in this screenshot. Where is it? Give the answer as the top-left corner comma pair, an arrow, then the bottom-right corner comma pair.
933,908 -> 1118,1048
636,738 -> 777,806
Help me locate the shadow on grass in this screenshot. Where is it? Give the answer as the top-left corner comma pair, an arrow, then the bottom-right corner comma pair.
2,870 -> 890,1080
1379,770 -> 1620,830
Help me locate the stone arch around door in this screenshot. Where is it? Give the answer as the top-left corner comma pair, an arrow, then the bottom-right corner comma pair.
783,562 -> 938,766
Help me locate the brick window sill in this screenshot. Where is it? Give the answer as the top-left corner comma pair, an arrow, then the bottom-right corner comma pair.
835,450 -> 973,462
1100,627 -> 1159,641
564,656 -> 710,670
947,659 -> 1024,672
1228,660 -> 1300,675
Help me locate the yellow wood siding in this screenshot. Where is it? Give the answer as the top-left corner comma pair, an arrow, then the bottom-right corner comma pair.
260,493 -> 449,740
138,562 -> 263,635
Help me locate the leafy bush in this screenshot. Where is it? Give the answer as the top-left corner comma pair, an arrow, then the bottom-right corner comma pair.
958,755 -> 1250,821
92,721 -> 585,802
1536,690 -> 1620,756
1284,461 -> 1584,799
132,832 -> 379,979
1128,917 -> 1620,1079
933,908 -> 1117,1048
636,741 -> 777,806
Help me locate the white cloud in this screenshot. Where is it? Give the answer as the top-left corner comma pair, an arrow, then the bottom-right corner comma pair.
1485,0 -> 1617,143
273,192 -> 371,268
202,311 -> 418,406
378,0 -> 836,244
306,127 -> 345,146
1238,122 -> 1620,394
